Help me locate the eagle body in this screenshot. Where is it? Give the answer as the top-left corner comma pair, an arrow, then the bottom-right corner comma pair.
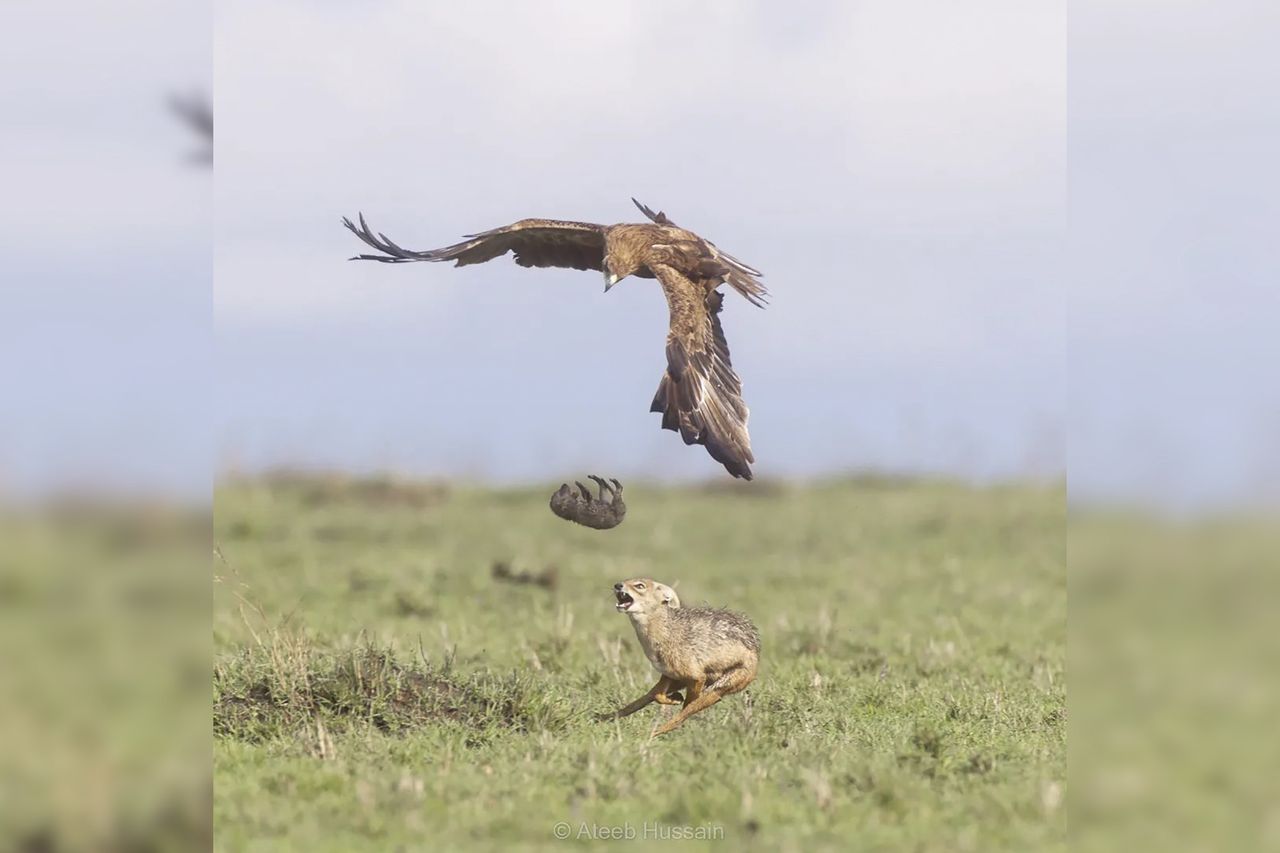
343,200 -> 767,479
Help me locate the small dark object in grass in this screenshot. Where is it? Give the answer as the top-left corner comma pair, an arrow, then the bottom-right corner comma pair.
492,561 -> 559,591
550,475 -> 626,530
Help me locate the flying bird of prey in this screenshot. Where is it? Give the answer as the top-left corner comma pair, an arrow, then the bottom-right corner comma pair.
342,199 -> 767,479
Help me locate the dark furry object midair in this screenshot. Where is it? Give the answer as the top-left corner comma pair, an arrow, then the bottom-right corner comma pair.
550,475 -> 626,530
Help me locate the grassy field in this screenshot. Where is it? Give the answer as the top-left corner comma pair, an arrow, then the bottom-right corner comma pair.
213,473 -> 1065,852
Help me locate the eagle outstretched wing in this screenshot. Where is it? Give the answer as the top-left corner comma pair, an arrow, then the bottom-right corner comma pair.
343,213 -> 607,272
631,198 -> 769,308
650,264 -> 754,480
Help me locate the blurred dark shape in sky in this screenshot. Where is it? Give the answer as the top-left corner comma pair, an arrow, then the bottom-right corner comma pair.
0,1 -> 210,504
0,0 -> 211,848
0,0 -> 1276,849
169,91 -> 213,165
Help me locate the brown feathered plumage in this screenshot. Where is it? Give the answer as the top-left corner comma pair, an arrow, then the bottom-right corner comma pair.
342,199 -> 767,479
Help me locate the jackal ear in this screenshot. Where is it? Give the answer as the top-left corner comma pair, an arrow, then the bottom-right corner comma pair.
661,590 -> 675,605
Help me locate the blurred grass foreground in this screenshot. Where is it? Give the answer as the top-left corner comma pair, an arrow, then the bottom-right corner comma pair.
0,499 -> 210,851
6,471 -> 1277,851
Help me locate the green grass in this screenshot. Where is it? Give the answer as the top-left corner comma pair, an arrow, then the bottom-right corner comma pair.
213,473 -> 1065,852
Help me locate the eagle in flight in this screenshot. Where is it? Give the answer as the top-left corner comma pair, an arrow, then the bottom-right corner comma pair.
342,199 -> 767,480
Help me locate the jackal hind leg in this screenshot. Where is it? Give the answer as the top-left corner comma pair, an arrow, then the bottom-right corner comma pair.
652,666 -> 754,737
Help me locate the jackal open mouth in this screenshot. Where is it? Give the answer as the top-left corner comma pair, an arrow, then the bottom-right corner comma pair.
615,589 -> 634,611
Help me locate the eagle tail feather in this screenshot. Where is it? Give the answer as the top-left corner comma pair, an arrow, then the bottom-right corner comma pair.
650,371 -> 753,479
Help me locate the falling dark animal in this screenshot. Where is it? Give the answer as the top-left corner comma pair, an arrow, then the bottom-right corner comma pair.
549,475 -> 626,530
342,200 -> 767,479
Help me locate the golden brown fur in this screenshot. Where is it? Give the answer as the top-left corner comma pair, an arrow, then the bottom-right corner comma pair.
599,577 -> 759,737
342,199 -> 765,479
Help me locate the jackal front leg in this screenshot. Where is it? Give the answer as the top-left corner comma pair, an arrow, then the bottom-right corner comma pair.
597,677 -> 675,721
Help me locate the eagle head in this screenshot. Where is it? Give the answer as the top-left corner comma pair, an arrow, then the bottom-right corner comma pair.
603,256 -> 626,292
602,231 -> 646,292
603,252 -> 645,292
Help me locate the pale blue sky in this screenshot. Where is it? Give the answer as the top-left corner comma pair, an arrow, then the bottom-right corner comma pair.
214,1 -> 1065,485
1,1 -> 211,499
1068,0 -> 1280,508
3,1 -> 1276,509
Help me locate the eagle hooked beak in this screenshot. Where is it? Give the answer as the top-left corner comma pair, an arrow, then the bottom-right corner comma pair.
604,270 -> 620,292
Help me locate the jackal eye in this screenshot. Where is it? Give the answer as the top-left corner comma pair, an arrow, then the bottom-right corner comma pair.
634,582 -> 646,591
